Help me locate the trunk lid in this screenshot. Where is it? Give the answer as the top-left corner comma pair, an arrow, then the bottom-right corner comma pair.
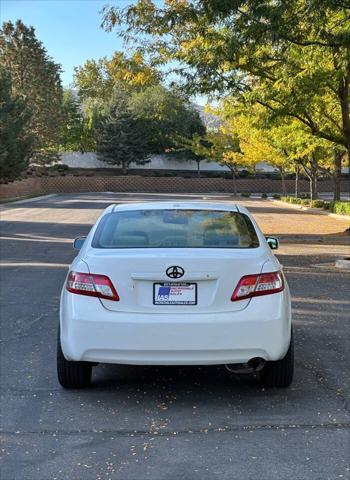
85,248 -> 266,313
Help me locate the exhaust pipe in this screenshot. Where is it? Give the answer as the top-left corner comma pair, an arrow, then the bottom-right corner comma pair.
225,357 -> 265,374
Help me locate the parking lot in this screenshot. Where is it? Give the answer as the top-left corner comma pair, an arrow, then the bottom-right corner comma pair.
1,192 -> 349,480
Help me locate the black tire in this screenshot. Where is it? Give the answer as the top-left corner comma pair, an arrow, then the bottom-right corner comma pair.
57,327 -> 92,388
261,329 -> 294,387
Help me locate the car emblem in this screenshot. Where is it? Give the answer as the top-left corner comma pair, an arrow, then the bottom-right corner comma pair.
166,266 -> 184,279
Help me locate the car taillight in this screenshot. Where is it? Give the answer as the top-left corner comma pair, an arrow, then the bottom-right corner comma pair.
66,271 -> 119,301
231,271 -> 284,301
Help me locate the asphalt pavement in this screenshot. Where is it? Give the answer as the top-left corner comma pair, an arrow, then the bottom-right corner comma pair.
0,193 -> 349,480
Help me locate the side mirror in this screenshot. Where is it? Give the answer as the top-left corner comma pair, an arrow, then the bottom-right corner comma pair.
266,236 -> 279,250
73,236 -> 86,250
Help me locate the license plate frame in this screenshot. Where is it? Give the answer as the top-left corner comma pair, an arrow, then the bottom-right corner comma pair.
153,282 -> 197,305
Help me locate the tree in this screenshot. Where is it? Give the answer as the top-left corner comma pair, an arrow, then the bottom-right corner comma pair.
181,130 -> 242,193
0,20 -> 62,163
59,89 -> 96,152
176,134 -> 211,177
74,51 -> 161,103
96,92 -> 150,174
102,1 -> 350,178
217,101 -> 335,199
0,68 -> 33,180
59,89 -> 84,151
128,84 -> 205,153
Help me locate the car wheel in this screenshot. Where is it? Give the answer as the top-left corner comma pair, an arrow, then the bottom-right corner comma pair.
57,327 -> 92,388
261,328 -> 294,387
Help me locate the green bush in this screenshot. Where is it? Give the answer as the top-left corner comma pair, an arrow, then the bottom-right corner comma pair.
329,201 -> 350,216
240,192 -> 251,197
261,193 -> 268,199
310,200 -> 324,208
272,193 -> 281,199
57,164 -> 69,171
323,202 -> 330,210
280,196 -> 312,206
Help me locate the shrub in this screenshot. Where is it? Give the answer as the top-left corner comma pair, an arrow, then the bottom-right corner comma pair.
329,201 -> 350,216
300,192 -> 310,199
323,202 -> 330,210
272,193 -> 281,199
280,196 -> 311,206
241,192 -> 251,197
281,196 -> 291,203
261,193 -> 268,199
310,200 -> 324,208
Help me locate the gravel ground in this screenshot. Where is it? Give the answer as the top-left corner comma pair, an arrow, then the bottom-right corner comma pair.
1,193 -> 349,480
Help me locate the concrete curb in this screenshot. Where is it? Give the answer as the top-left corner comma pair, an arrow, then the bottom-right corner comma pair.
0,193 -> 56,208
271,199 -> 350,221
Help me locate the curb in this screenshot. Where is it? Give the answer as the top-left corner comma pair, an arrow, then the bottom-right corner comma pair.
0,193 -> 56,208
271,199 -> 350,221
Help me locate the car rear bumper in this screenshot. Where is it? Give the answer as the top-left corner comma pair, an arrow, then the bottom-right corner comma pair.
60,290 -> 291,365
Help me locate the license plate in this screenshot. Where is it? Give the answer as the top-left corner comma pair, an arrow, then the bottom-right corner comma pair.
153,282 -> 197,305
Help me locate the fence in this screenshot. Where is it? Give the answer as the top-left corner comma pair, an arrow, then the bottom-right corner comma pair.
1,175 -> 348,200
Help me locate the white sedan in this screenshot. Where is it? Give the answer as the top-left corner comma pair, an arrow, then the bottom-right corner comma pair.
58,202 -> 293,388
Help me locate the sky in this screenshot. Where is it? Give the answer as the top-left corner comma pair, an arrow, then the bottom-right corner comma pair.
0,0 -> 129,87
1,0 -> 207,104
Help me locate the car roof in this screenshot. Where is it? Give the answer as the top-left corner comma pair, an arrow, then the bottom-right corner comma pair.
105,201 -> 244,214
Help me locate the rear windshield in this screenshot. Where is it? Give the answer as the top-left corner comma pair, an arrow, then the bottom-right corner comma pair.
92,209 -> 259,249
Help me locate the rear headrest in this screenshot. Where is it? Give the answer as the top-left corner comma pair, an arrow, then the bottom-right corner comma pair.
161,235 -> 187,247
203,232 -> 239,246
113,234 -> 149,247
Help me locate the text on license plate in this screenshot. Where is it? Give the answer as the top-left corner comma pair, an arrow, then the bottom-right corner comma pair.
153,283 -> 197,305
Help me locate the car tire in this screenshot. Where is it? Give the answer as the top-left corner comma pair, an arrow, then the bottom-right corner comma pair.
261,329 -> 294,387
57,327 -> 92,388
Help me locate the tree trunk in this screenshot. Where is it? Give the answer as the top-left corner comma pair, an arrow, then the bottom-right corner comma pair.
301,155 -> 318,201
333,149 -> 342,201
197,159 -> 201,178
295,166 -> 300,198
231,169 -> 237,196
309,154 -> 318,201
122,161 -> 128,175
312,175 -> 318,201
338,69 -> 350,194
279,167 -> 287,196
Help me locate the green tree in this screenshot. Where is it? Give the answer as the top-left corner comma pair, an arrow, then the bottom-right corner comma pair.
0,68 -> 33,180
181,130 -> 242,192
0,20 -> 62,162
218,102 -> 334,199
59,89 -> 96,152
102,1 -> 350,182
96,92 -> 150,174
59,89 -> 83,151
74,51 -> 161,103
128,84 -> 205,153
176,134 -> 211,177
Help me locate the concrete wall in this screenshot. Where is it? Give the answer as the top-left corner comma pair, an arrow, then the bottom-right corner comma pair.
59,152 -> 278,173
